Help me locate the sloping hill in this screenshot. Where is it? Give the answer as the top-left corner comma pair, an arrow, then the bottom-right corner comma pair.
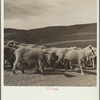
4,23 -> 97,47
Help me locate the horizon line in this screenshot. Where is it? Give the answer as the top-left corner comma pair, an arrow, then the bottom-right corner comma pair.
4,22 -> 97,30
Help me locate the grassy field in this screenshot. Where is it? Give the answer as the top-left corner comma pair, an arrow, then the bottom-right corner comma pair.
4,23 -> 97,45
44,39 -> 96,48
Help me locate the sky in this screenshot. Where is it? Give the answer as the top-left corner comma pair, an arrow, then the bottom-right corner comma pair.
4,0 -> 97,29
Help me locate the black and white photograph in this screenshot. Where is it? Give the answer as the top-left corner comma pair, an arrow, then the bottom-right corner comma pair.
3,0 -> 98,87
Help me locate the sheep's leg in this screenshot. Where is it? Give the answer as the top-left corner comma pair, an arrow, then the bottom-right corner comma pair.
69,62 -> 73,69
92,58 -> 95,69
10,61 -> 14,69
38,60 -> 44,74
13,61 -> 18,74
82,63 -> 85,69
78,61 -> 84,75
64,60 -> 68,71
35,62 -> 39,73
20,61 -> 25,73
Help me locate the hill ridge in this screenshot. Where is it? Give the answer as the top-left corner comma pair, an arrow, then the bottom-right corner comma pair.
4,23 -> 97,47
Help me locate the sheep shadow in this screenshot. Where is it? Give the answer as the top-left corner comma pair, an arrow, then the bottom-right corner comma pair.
43,69 -> 76,78
21,68 -> 75,78
76,70 -> 96,75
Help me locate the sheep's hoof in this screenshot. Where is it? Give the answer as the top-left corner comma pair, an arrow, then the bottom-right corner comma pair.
81,73 -> 85,75
13,71 -> 15,74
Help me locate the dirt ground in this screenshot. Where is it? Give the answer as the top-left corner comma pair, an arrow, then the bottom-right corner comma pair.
4,66 -> 97,86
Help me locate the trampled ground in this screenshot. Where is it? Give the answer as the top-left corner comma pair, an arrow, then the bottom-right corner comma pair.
4,67 -> 97,86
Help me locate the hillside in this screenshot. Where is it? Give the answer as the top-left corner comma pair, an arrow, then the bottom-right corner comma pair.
4,23 -> 97,47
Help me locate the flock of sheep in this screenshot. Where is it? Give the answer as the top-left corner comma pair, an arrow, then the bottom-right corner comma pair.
4,40 -> 97,75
